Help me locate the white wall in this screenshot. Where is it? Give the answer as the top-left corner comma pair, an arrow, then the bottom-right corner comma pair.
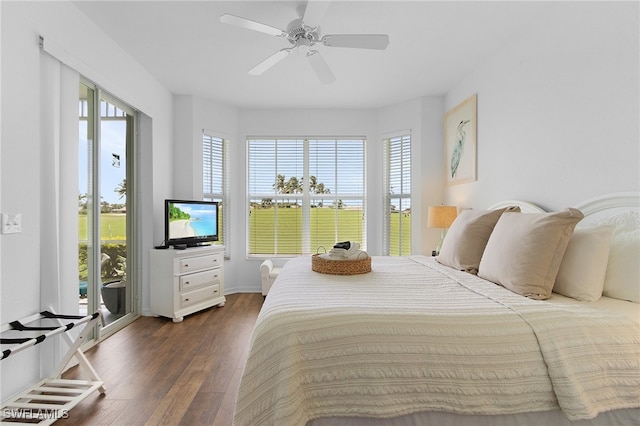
444,1 -> 639,211
1,0 -> 173,398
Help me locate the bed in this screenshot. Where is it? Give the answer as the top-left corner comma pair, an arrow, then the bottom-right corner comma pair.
234,193 -> 640,426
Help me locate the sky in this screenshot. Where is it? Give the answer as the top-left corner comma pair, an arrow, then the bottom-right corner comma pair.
79,119 -> 127,205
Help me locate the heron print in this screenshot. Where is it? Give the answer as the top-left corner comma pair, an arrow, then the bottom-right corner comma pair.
450,119 -> 470,179
444,94 -> 476,185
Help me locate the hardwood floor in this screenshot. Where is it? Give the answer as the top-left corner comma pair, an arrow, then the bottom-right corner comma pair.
59,293 -> 264,426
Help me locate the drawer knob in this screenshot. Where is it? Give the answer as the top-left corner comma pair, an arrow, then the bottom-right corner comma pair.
184,263 -> 189,267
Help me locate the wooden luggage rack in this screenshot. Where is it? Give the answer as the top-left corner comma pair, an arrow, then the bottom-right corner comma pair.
0,310 -> 105,425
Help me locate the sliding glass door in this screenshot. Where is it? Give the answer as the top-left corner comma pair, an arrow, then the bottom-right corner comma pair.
79,81 -> 136,336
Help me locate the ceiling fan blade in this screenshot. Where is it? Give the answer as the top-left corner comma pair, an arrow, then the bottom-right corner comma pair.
220,13 -> 288,38
321,34 -> 390,50
249,49 -> 292,75
303,0 -> 332,28
308,51 -> 335,84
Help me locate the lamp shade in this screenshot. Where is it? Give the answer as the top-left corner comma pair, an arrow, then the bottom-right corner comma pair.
427,206 -> 458,228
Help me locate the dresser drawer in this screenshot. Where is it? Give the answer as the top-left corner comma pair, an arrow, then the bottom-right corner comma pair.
179,269 -> 221,292
180,285 -> 220,308
178,253 -> 221,274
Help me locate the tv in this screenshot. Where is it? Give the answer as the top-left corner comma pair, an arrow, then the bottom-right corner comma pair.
164,199 -> 219,248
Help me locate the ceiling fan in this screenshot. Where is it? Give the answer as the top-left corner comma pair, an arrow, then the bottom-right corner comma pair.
219,0 -> 390,84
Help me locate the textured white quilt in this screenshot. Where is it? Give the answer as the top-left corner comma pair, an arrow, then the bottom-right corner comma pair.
233,256 -> 640,426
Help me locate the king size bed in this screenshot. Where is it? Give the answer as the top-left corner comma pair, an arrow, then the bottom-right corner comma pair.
234,193 -> 640,426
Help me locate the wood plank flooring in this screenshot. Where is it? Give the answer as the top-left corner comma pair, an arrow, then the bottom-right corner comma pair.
58,293 -> 264,426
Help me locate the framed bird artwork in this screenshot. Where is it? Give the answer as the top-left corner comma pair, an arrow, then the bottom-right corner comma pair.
444,94 -> 477,185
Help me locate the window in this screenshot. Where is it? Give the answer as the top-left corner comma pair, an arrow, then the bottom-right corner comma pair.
384,133 -> 411,256
203,132 -> 229,255
248,138 -> 366,256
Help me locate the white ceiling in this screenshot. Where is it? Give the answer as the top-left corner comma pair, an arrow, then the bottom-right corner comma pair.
72,0 -> 552,109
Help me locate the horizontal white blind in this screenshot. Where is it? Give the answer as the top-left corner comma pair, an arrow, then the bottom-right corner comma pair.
203,134 -> 224,197
384,133 -> 411,256
203,133 -> 228,256
248,138 -> 366,256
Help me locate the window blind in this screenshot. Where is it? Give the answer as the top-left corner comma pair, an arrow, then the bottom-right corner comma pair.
248,138 -> 366,256
384,133 -> 411,256
203,132 -> 229,256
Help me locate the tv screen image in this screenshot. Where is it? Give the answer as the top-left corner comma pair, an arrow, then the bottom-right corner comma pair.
165,200 -> 219,247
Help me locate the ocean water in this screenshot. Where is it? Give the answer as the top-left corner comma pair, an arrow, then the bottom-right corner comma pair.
189,210 -> 217,237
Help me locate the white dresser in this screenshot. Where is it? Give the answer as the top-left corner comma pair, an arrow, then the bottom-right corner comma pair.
150,245 -> 225,322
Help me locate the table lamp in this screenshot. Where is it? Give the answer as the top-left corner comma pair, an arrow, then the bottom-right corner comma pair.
427,205 -> 458,255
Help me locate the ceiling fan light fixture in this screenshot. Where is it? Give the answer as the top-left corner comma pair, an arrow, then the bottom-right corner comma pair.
219,0 -> 390,83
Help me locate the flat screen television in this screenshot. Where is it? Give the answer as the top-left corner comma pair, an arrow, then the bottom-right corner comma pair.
164,199 -> 219,248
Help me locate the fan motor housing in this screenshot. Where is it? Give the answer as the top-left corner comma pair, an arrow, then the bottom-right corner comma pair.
286,18 -> 320,45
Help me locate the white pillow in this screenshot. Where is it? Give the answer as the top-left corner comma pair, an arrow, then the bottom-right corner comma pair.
602,226 -> 640,303
553,225 -> 614,302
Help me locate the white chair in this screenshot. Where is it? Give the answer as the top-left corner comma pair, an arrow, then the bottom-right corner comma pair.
260,260 -> 281,296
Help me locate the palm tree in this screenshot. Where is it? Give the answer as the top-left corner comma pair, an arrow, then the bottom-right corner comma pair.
315,182 -> 329,195
273,174 -> 285,205
308,175 -> 317,194
115,178 -> 127,200
273,174 -> 285,192
272,175 -> 329,206
284,176 -> 301,206
284,176 -> 301,194
78,193 -> 88,212
313,180 -> 330,207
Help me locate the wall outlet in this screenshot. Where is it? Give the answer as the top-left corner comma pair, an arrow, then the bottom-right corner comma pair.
1,213 -> 22,234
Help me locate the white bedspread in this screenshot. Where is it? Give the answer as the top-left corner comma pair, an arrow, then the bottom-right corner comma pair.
233,256 -> 640,426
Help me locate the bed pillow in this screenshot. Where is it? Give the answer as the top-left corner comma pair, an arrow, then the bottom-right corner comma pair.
478,208 -> 584,299
436,206 -> 520,274
553,225 -> 614,302
602,225 -> 640,303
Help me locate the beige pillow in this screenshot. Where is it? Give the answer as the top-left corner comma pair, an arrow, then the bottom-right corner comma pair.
553,225 -> 614,302
478,208 -> 584,299
437,206 -> 520,274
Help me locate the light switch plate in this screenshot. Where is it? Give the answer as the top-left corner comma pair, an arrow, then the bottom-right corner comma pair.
1,213 -> 22,234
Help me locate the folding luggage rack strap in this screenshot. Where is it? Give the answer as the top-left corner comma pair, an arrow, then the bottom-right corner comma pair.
0,310 -> 105,425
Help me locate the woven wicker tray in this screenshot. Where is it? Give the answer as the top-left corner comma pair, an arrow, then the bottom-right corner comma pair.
311,254 -> 371,275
